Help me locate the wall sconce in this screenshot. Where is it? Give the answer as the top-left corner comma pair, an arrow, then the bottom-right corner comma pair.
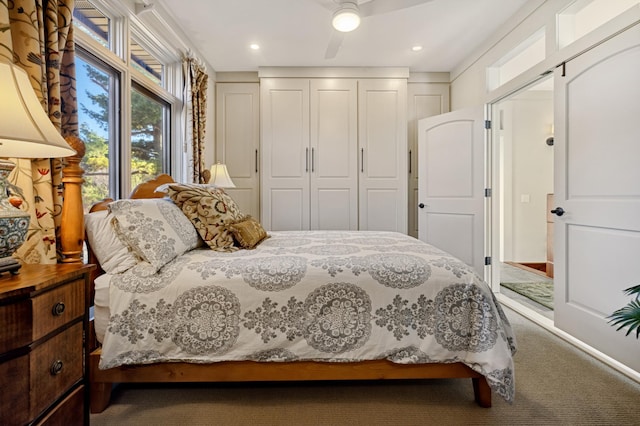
0,60 -> 76,274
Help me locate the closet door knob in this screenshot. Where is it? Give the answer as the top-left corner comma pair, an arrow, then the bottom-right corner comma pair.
418,203 -> 425,209
550,207 -> 565,216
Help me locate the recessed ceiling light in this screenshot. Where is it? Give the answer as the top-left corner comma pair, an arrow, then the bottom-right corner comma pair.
412,45 -> 423,52
250,44 -> 260,50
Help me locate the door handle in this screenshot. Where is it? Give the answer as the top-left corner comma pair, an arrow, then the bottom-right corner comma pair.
550,207 -> 565,216
418,203 -> 425,209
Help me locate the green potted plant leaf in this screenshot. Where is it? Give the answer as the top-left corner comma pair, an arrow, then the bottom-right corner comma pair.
608,284 -> 640,338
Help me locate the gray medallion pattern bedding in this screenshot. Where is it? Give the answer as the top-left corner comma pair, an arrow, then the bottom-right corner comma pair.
99,231 -> 517,402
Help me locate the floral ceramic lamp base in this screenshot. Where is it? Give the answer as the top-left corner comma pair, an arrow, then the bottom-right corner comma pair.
0,159 -> 30,274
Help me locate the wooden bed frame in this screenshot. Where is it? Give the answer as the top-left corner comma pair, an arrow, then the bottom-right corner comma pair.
72,174 -> 492,413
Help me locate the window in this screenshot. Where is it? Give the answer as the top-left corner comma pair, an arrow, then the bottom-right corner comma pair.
557,0 -> 639,49
130,84 -> 170,191
73,0 -> 110,48
76,53 -> 119,209
487,28 -> 546,91
130,38 -> 163,86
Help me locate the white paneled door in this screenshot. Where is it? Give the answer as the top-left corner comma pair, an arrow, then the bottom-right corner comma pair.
216,83 -> 260,219
261,78 -> 310,231
553,24 -> 640,373
310,79 -> 358,230
417,107 -> 485,275
358,79 -> 408,233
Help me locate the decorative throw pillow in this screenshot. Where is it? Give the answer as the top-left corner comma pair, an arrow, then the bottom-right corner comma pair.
155,182 -> 219,193
166,184 -> 244,252
108,198 -> 201,274
84,210 -> 139,274
228,216 -> 269,249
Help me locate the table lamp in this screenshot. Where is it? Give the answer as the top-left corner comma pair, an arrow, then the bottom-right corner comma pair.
208,162 -> 235,188
0,60 -> 76,274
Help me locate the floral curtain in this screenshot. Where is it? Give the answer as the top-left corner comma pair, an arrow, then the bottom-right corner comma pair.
183,54 -> 208,183
0,0 -> 77,264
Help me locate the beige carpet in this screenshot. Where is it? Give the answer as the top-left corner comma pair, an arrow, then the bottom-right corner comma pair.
90,307 -> 640,425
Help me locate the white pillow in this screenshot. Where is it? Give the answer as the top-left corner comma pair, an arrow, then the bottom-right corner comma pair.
108,198 -> 201,274
84,210 -> 139,274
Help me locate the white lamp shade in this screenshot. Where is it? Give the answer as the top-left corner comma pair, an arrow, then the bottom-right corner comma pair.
208,163 -> 235,188
0,61 -> 76,158
332,3 -> 361,32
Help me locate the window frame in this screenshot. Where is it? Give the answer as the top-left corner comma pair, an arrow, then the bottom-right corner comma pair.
73,0 -> 184,200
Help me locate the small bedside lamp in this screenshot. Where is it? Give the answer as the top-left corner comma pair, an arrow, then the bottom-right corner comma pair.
0,60 -> 76,274
208,162 -> 235,188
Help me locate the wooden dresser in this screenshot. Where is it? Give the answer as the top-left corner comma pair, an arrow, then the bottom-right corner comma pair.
0,263 -> 95,425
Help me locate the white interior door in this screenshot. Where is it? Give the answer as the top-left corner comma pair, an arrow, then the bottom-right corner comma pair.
553,24 -> 640,373
407,83 -> 450,238
417,106 -> 485,275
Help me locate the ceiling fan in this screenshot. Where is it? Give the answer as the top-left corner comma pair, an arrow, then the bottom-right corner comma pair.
317,0 -> 434,59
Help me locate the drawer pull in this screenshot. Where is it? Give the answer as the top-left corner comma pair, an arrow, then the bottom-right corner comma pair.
52,302 -> 65,316
50,360 -> 64,375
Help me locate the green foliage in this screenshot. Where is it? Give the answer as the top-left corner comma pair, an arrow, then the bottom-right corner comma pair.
607,284 -> 640,338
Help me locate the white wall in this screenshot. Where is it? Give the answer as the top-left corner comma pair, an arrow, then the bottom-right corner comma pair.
450,0 -> 640,109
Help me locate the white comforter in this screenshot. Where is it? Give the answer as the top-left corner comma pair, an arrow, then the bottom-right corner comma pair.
99,231 -> 517,402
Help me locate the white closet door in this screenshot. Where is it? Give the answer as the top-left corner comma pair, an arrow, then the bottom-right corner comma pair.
407,83 -> 450,238
358,79 -> 408,233
310,79 -> 358,230
261,78 -> 310,231
216,83 -> 260,219
554,25 -> 640,373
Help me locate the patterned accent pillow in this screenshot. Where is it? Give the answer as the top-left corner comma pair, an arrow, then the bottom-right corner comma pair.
166,184 -> 244,252
228,216 -> 270,249
108,198 -> 201,274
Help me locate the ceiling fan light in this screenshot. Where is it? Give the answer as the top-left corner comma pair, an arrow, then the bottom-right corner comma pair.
332,3 -> 360,32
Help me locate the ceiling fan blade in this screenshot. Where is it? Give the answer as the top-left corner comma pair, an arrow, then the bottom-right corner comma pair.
359,0 -> 433,17
310,0 -> 336,11
325,30 -> 345,59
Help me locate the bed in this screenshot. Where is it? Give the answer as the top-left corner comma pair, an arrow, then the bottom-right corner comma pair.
83,174 -> 516,413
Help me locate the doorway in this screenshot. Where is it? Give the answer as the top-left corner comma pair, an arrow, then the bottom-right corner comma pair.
490,76 -> 554,319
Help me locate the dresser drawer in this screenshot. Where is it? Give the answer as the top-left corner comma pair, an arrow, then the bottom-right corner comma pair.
0,298 -> 31,353
0,355 -> 30,426
35,385 -> 85,426
32,278 -> 85,341
30,322 -> 83,420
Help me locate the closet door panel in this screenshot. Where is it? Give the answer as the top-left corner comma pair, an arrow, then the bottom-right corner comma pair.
261,79 -> 310,230
216,83 -> 260,219
310,79 -> 358,230
270,189 -> 306,231
358,79 -> 408,233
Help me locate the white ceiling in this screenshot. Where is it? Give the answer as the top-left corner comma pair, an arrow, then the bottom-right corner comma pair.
156,0 -> 530,73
